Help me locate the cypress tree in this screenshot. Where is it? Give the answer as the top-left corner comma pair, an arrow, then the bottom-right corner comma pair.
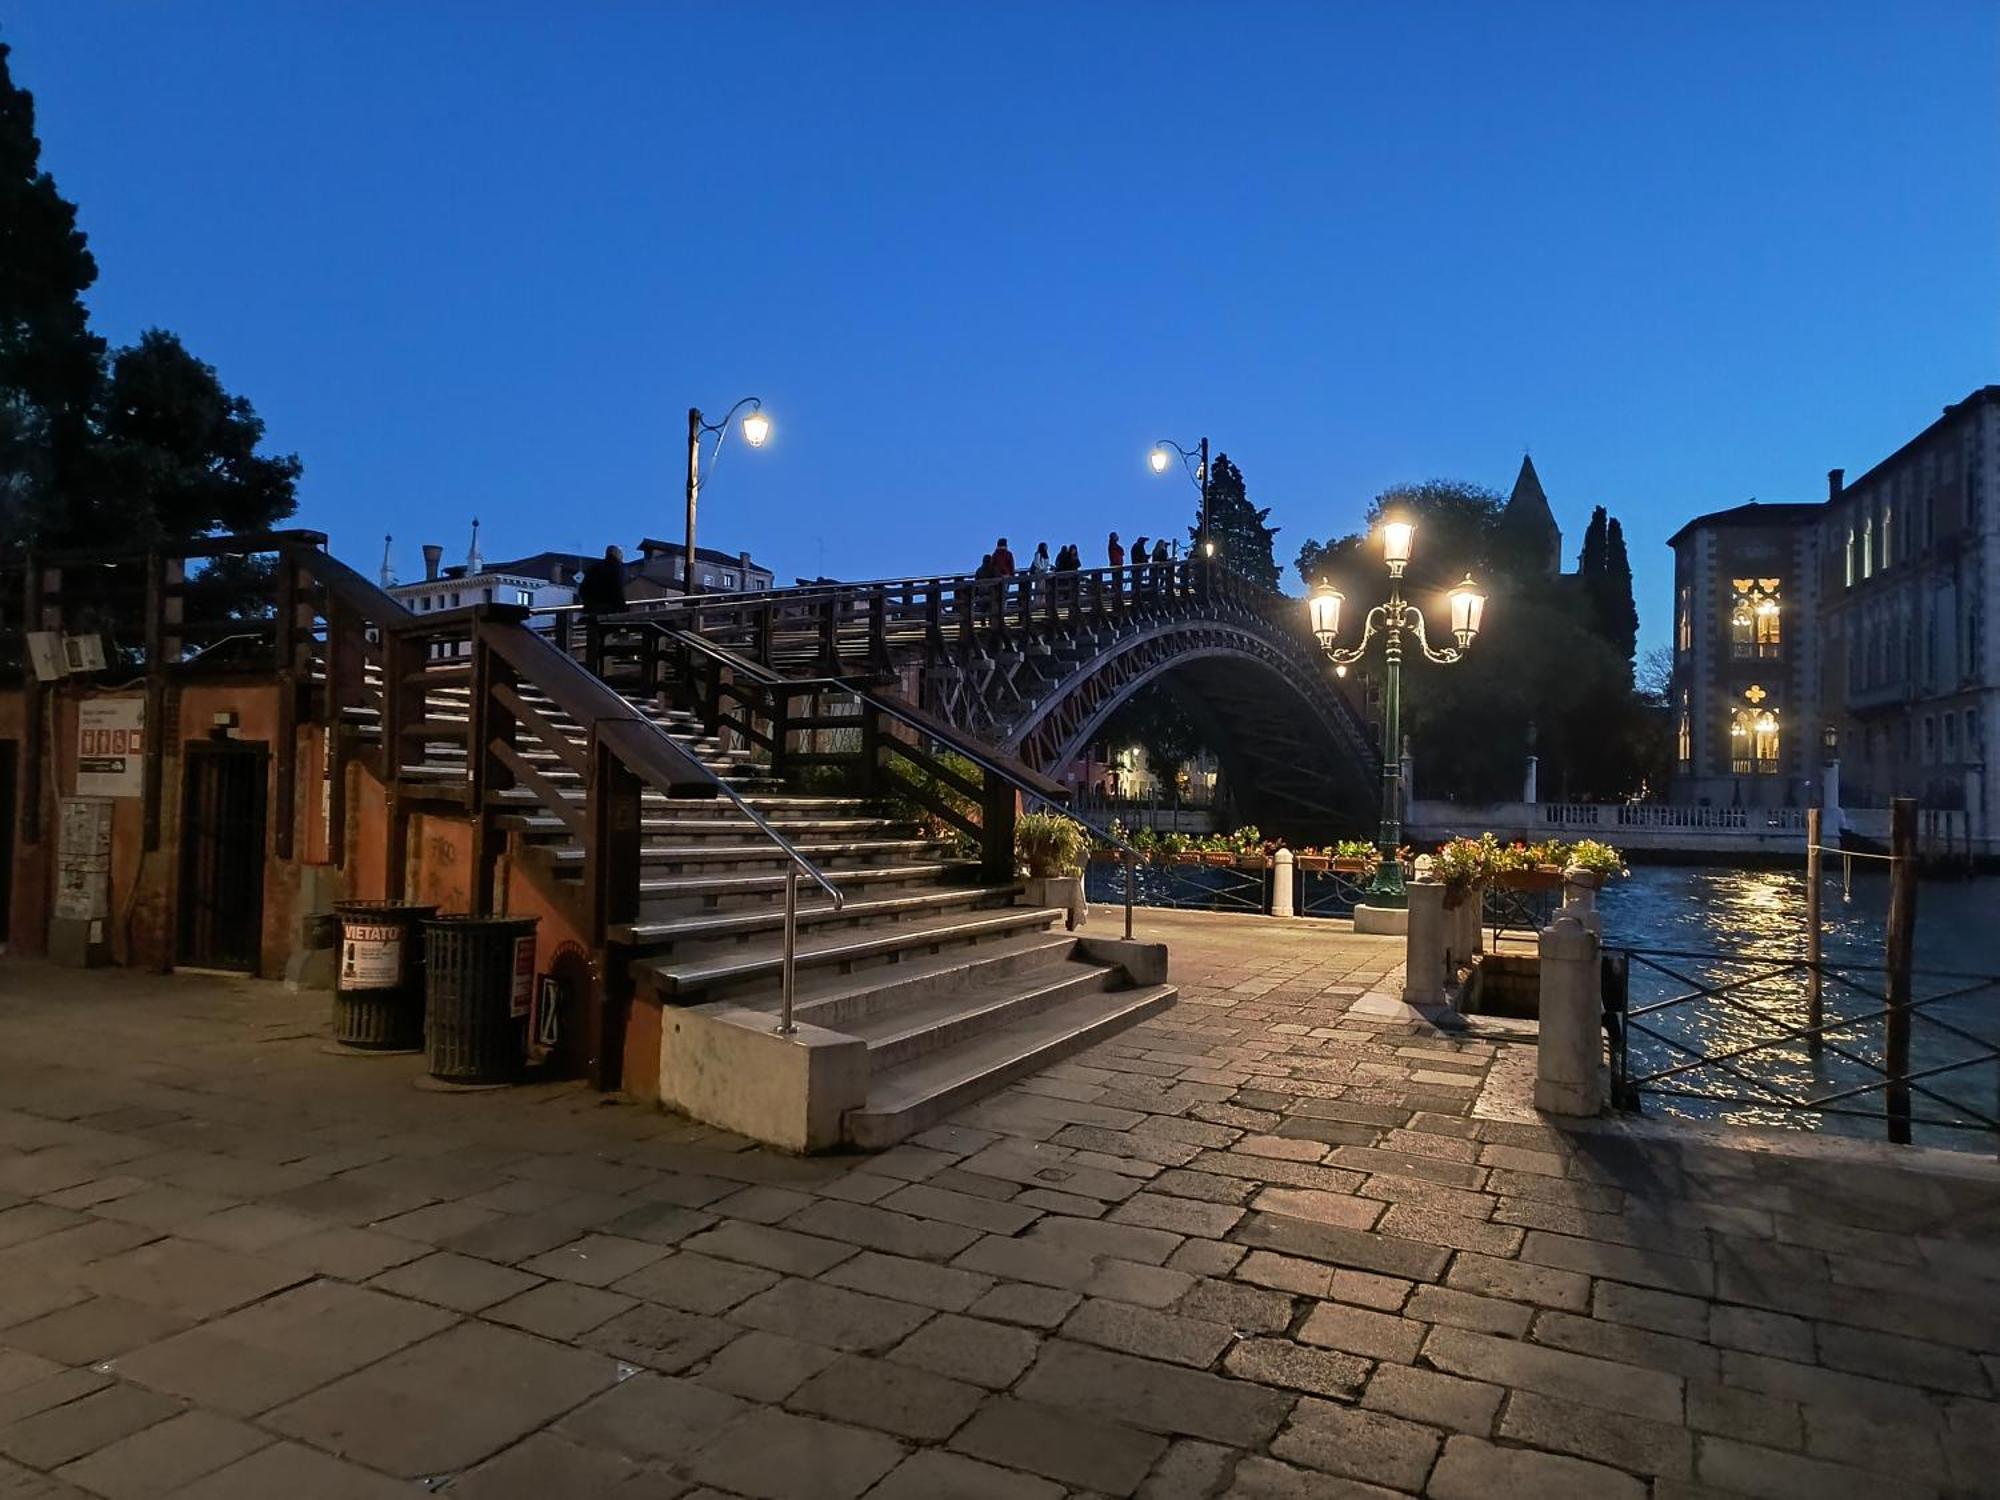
1604,517 -> 1639,668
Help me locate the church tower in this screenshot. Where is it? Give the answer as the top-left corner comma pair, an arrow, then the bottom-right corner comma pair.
1500,454 -> 1562,578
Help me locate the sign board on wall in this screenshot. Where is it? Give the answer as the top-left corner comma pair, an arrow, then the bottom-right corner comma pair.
76,697 -> 146,798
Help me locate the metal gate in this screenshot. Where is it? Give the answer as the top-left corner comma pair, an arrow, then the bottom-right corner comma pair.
178,742 -> 268,971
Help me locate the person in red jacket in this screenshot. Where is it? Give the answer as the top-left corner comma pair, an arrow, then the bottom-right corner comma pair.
990,537 -> 1017,574
1107,531 -> 1124,568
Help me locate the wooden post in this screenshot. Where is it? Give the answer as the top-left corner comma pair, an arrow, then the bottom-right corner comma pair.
981,768 -> 1018,888
272,547 -> 298,861
1884,796 -> 1918,1145
1805,806 -> 1823,1060
584,741 -> 642,1091
142,551 -> 166,852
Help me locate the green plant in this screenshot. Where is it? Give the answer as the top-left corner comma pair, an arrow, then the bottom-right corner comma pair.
1432,833 -> 1503,897
1015,811 -> 1088,879
1565,839 -> 1628,878
1332,838 -> 1378,862
881,748 -> 981,857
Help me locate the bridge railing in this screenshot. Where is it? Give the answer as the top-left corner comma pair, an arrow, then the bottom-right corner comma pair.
545,557 -> 1283,677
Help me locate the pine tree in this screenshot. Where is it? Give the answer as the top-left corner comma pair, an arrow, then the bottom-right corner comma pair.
1604,517 -> 1639,668
1189,453 -> 1282,590
0,42 -> 105,544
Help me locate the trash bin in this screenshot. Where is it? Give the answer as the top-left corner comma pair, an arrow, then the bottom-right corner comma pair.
424,915 -> 539,1083
332,901 -> 438,1049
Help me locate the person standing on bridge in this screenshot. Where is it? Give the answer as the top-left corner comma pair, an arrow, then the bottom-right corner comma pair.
577,544 -> 626,666
1107,531 -> 1124,568
991,537 -> 1017,575
1131,535 -> 1149,592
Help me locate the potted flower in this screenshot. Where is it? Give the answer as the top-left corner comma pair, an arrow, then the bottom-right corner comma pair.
1016,811 -> 1089,929
1331,838 -> 1376,874
1562,838 -> 1627,891
1432,833 -> 1500,910
1294,845 -> 1331,873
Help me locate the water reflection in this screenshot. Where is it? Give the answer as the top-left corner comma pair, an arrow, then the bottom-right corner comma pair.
1599,867 -> 2000,1152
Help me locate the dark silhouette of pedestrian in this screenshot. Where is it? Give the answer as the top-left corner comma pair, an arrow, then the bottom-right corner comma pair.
577,544 -> 626,666
991,537 -> 1017,575
1107,532 -> 1124,568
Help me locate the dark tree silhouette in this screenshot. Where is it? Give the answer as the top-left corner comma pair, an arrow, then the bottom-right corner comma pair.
1191,454 -> 1282,590
0,42 -> 105,545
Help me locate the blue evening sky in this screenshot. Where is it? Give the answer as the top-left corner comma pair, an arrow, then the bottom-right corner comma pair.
8,3 -> 1995,651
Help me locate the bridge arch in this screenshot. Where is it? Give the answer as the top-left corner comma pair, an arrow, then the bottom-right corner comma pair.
994,616 -> 1378,835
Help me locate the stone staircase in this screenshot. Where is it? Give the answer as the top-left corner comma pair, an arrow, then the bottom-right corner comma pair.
349,665 -> 1175,1149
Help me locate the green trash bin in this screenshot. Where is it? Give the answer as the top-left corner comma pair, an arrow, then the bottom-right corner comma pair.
332,901 -> 438,1049
424,915 -> 539,1083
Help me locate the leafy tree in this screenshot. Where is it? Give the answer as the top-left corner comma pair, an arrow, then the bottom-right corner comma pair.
0,42 -> 104,545
76,330 -> 300,547
1192,454 -> 1281,590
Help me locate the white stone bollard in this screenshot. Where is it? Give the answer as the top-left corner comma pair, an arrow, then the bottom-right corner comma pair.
1270,848 -> 1295,918
1535,910 -> 1605,1116
1403,880 -> 1447,1010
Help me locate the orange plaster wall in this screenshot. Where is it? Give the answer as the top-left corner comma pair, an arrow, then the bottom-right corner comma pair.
409,813 -> 474,915
343,759 -> 390,901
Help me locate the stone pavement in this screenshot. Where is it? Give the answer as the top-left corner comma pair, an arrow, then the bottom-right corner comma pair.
0,907 -> 1997,1499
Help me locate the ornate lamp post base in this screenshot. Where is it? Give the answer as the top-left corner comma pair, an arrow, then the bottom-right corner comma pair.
1352,903 -> 1411,936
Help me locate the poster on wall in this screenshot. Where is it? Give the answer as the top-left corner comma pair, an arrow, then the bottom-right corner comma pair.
76,697 -> 146,798
53,797 -> 114,922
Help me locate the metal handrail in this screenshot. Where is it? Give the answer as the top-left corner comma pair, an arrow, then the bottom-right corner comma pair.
648,623 -> 1148,941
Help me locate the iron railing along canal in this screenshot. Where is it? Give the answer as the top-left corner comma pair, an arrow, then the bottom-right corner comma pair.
1606,946 -> 2000,1145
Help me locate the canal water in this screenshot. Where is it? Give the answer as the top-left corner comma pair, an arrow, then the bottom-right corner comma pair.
1599,866 -> 2000,1151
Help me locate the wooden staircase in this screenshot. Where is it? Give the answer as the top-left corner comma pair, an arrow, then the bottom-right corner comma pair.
355,663 -> 1173,1149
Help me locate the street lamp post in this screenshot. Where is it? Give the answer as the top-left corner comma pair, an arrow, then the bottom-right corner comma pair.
1308,520 -> 1486,906
683,399 -> 771,593
1149,437 -> 1213,559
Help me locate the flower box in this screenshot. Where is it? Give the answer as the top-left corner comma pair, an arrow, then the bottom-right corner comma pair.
1332,858 -> 1372,874
1170,852 -> 1204,867
1295,854 -> 1330,873
1497,867 -> 1564,893
1088,848 -> 1126,865
1236,853 -> 1270,871
1202,851 -> 1235,867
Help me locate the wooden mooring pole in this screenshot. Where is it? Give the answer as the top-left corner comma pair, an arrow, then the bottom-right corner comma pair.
1805,807 -> 1823,1061
1885,796 -> 1918,1145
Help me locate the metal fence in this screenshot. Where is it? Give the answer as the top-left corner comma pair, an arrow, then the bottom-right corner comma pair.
1606,946 -> 2000,1144
1084,858 -> 1271,914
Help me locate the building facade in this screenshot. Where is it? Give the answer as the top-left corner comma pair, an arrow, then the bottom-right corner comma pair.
1667,502 -> 1824,809
1668,385 -> 1997,842
1819,387 -> 1995,825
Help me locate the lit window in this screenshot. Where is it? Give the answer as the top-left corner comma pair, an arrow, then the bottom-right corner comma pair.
1729,578 -> 1781,659
1844,529 -> 1855,587
1677,691 -> 1692,765
1862,515 -> 1874,578
702,572 -> 715,587
1730,696 -> 1780,775
1882,504 -> 1894,567
722,572 -> 736,588
1676,586 -> 1691,653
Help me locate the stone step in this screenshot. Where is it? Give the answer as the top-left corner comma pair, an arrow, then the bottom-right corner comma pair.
844,983 -> 1178,1149
533,836 -> 949,867
636,904 -> 1065,1000
633,861 -> 973,907
614,883 -> 1019,950
776,930 -> 1083,1032
845,960 -> 1122,1070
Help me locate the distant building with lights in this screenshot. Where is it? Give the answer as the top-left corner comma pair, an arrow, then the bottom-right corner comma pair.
1667,384 -> 1997,838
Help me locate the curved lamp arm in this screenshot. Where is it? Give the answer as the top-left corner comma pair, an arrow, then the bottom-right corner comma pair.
1321,603 -> 1393,666
1152,437 -> 1206,493
697,395 -> 764,477
1403,602 -> 1468,664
